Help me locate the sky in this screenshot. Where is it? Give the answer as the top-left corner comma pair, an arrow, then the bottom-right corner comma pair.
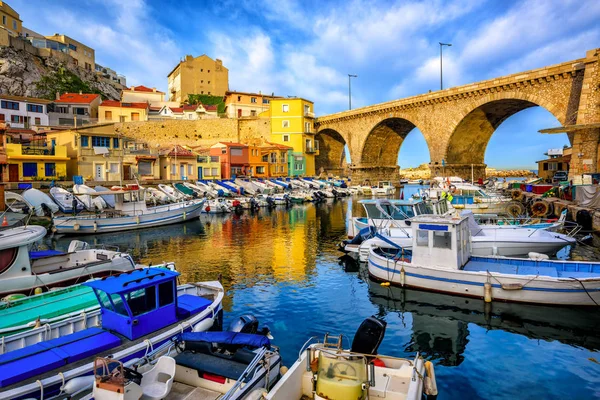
12,0 -> 600,169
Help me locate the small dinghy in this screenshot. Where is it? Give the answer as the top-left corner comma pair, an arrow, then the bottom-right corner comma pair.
94,186 -> 117,208
74,184 -> 107,211
49,187 -> 85,213
266,317 -> 437,400
22,188 -> 59,216
141,186 -> 171,204
4,191 -> 33,214
159,184 -> 187,201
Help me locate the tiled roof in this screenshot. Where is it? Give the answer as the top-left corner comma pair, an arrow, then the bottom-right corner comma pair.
55,93 -> 100,104
218,141 -> 247,147
128,85 -> 164,93
182,105 -> 198,111
169,107 -> 184,113
203,104 -> 218,111
160,144 -> 195,157
266,141 -> 293,150
100,100 -> 149,109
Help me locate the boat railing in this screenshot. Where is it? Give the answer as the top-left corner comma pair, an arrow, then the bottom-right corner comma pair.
89,244 -> 120,252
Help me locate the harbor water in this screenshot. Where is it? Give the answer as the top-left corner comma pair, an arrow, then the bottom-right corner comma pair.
45,192 -> 600,399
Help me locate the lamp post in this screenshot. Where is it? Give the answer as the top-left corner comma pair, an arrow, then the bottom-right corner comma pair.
348,74 -> 357,110
439,42 -> 452,90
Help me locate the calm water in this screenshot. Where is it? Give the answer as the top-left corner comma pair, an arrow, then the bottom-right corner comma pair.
44,195 -> 600,399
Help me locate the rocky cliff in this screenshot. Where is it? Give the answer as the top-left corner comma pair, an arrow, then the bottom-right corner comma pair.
0,45 -> 120,100
399,163 -> 535,179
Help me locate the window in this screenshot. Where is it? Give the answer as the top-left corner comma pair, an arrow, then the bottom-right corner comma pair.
256,166 -> 264,174
35,117 -> 41,125
262,98 -> 269,104
251,97 -> 256,103
237,96 -> 241,101
23,162 -> 37,177
295,163 -> 303,170
81,136 -> 89,147
2,16 -> 5,25
187,164 -> 192,175
433,231 -> 452,249
44,163 -> 56,177
113,138 -> 119,148
201,80 -> 203,83
282,120 -> 289,128
73,107 -> 85,115
305,139 -> 312,151
56,106 -> 68,114
200,69 -> 203,72
96,290 -> 114,311
119,116 -> 126,122
131,112 -> 140,121
1,100 -> 18,110
548,162 -> 558,171
221,148 -> 227,154
158,281 -> 175,307
211,167 -> 218,176
92,136 -> 110,147
231,148 -> 243,156
282,104 -> 289,112
12,20 -> 16,30
208,92 -> 211,95
417,230 -> 429,247
207,70 -> 210,73
171,164 -> 177,175
250,110 -> 256,116
27,104 -> 44,113
104,110 -> 112,120
138,161 -> 152,175
10,115 -> 19,123
109,163 -> 119,173
304,104 -> 310,114
305,122 -> 311,132
283,135 -> 289,142
68,43 -> 77,51
126,286 -> 156,316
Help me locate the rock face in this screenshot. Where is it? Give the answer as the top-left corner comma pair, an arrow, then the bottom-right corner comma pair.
0,46 -> 120,100
398,164 -> 535,180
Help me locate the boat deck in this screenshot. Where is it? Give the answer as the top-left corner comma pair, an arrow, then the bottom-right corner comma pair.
464,257 -> 600,279
167,382 -> 221,400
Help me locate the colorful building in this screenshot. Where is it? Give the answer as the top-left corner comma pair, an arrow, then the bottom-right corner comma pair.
0,95 -> 51,129
193,148 -> 221,180
99,101 -> 149,123
248,145 -> 269,178
4,133 -> 69,182
269,97 -> 317,176
159,145 -> 198,181
536,147 -> 572,181
44,33 -> 95,72
223,91 -> 281,118
48,93 -> 101,127
121,85 -> 165,106
0,123 -> 7,181
167,54 -> 229,103
0,1 -> 21,37
264,142 -> 292,177
210,142 -> 249,179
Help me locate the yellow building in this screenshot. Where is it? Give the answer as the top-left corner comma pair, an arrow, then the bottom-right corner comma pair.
99,100 -> 149,122
167,54 -> 229,103
263,143 -> 291,177
192,148 -> 221,180
223,91 -> 281,118
5,141 -> 69,181
46,124 -> 160,182
44,33 -> 95,72
0,1 -> 21,36
159,145 -> 199,181
121,85 -> 165,106
269,97 -> 317,176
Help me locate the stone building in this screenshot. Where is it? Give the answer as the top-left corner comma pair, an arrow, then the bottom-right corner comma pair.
0,1 -> 21,36
223,91 -> 280,118
44,33 -> 94,72
167,54 -> 228,103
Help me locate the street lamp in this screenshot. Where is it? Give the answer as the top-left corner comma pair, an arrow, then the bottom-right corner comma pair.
348,74 -> 357,110
439,42 -> 452,90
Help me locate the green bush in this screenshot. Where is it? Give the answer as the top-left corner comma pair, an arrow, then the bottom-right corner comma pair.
187,94 -> 226,114
35,66 -> 103,100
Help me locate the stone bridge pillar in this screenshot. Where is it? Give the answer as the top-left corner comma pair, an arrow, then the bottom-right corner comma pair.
349,165 -> 400,183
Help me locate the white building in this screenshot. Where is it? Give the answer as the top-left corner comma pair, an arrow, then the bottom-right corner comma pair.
0,95 -> 51,129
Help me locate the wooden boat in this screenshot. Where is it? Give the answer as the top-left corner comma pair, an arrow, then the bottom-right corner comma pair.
265,317 -> 437,400
52,188 -> 205,234
0,225 -> 137,297
0,268 -> 224,399
368,214 -> 600,306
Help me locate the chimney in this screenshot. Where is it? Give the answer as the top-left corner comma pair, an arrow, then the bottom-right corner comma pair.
79,90 -> 82,95
131,86 -> 135,91
55,91 -> 60,100
152,87 -> 156,92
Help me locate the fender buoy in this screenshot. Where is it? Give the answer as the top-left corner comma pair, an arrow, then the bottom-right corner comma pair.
205,206 -> 211,212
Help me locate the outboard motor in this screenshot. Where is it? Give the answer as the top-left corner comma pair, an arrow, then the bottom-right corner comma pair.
250,197 -> 259,211
217,189 -> 225,197
228,314 -> 259,334
266,196 -> 275,208
332,189 -> 339,198
351,316 -> 387,355
232,199 -> 243,213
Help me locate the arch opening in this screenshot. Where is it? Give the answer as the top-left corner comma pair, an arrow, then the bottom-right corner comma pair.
315,128 -> 347,176
361,118 -> 418,166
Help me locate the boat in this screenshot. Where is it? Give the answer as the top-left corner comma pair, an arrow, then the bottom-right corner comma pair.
49,187 -> 86,213
140,185 -> 172,205
159,183 -> 188,201
202,198 -> 232,214
22,188 -> 59,216
74,184 -> 108,211
94,185 -> 118,208
418,180 -> 511,215
88,314 -> 280,400
52,189 -> 206,234
0,224 -> 139,297
192,181 -> 221,198
4,191 -> 33,214
265,317 -> 437,400
0,268 -> 224,399
367,214 -> 600,306
173,182 -> 200,198
372,181 -> 396,196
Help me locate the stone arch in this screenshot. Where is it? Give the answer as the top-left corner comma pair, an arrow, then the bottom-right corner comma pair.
315,128 -> 347,175
360,117 -> 425,166
445,92 -> 565,165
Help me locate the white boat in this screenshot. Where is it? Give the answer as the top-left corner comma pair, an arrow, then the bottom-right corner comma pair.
141,186 -> 172,204
372,181 -> 396,196
0,269 -> 224,399
22,188 -> 59,216
73,184 -> 107,211
266,317 -> 437,400
261,179 -> 284,193
52,189 -> 205,234
159,183 -> 188,201
234,178 -> 258,195
419,181 -> 510,215
94,185 -> 117,208
49,187 -> 86,213
202,198 -> 232,214
4,191 -> 32,214
0,225 -> 137,297
192,181 -> 220,198
368,214 -> 600,306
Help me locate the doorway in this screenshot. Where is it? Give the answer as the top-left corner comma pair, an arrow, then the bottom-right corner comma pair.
8,164 -> 18,182
94,164 -> 104,181
198,166 -> 203,179
123,165 -> 132,180
180,164 -> 185,180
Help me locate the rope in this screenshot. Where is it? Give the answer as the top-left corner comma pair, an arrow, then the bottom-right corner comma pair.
487,271 -> 539,289
58,372 -> 65,394
569,277 -> 600,307
36,379 -> 44,400
143,339 -> 154,357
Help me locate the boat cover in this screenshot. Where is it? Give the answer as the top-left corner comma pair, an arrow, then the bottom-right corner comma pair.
0,327 -> 120,387
181,331 -> 270,348
176,294 -> 213,319
29,249 -> 66,259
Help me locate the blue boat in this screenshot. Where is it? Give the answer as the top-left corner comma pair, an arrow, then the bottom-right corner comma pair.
0,268 -> 224,399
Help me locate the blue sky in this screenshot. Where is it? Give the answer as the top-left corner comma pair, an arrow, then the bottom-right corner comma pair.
12,0 -> 600,169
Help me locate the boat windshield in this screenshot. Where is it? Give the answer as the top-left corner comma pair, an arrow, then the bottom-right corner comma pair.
363,203 -> 415,220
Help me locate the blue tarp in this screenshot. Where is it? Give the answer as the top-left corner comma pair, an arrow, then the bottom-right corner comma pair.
30,250 -> 65,259
181,331 -> 270,348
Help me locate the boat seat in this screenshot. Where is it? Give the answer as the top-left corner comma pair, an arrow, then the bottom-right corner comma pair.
0,327 -> 120,387
176,295 -> 212,320
175,351 -> 251,381
463,261 -> 558,277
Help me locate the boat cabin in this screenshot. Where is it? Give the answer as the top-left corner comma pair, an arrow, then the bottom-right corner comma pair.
410,215 -> 470,270
84,268 -> 181,340
360,199 -> 449,221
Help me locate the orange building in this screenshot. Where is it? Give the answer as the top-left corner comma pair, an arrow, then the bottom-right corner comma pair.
263,142 -> 292,177
248,145 -> 269,178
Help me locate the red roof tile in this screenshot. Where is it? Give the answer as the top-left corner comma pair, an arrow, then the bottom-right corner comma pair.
100,100 -> 149,109
182,105 -> 198,111
129,85 -> 164,93
169,107 -> 183,113
203,104 -> 218,111
266,141 -> 293,150
161,144 -> 195,157
218,142 -> 247,147
55,93 -> 100,104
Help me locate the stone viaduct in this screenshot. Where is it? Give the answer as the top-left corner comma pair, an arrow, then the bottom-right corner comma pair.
314,48 -> 600,181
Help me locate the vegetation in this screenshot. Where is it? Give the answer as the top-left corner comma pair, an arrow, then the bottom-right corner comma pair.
187,94 -> 226,114
35,66 -> 103,100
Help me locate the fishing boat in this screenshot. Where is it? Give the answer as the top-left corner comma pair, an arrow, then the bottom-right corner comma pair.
202,198 -> 232,214
74,184 -> 108,211
22,188 -> 59,216
372,181 -> 396,196
265,317 -> 437,400
0,268 -> 224,399
88,315 -> 280,400
0,225 -> 137,297
52,188 -> 205,234
367,214 -> 600,306
49,187 -> 86,213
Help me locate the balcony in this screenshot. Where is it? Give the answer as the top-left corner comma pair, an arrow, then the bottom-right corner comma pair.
125,148 -> 152,155
305,147 -> 317,154
304,130 -> 314,135
304,111 -> 315,118
22,146 -> 55,156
